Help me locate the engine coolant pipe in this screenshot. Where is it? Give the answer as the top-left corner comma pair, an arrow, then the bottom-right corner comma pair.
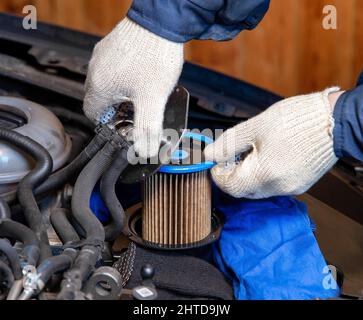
3,125 -> 112,204
34,126 -> 112,197
18,247 -> 78,300
0,239 -> 22,280
50,208 -> 80,245
57,140 -> 124,300
15,208 -> 82,300
0,238 -> 23,301
0,217 -> 40,300
0,219 -> 40,267
0,128 -> 53,261
100,148 -> 128,241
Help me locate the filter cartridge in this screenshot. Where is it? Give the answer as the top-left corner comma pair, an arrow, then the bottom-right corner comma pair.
142,132 -> 215,247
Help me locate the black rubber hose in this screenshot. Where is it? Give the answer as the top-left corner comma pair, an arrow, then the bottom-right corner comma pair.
37,249 -> 77,288
3,127 -> 109,205
57,142 -> 118,300
50,209 -> 80,245
100,149 -> 128,241
0,128 -> 53,261
34,133 -> 108,197
0,198 -> 11,220
0,219 -> 40,266
0,239 -> 22,280
47,107 -> 95,133
71,142 -> 117,244
0,260 -> 14,299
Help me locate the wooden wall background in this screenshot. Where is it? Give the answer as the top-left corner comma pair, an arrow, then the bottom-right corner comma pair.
1,0 -> 363,97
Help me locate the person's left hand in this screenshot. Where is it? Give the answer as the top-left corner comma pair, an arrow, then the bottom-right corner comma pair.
204,88 -> 343,199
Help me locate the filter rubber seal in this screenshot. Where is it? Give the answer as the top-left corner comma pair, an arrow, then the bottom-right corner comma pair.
159,132 -> 216,174
123,203 -> 224,251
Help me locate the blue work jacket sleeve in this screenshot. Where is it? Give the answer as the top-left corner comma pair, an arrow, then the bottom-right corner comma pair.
333,81 -> 363,161
127,0 -> 270,42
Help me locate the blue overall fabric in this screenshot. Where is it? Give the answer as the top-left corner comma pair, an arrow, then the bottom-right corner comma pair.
333,81 -> 363,161
212,189 -> 340,300
128,0 -> 270,42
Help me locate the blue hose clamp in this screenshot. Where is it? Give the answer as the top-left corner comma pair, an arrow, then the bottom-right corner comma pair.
159,132 -> 216,174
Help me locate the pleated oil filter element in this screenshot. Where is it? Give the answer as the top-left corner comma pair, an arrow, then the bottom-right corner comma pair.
142,132 -> 215,247
143,170 -> 212,246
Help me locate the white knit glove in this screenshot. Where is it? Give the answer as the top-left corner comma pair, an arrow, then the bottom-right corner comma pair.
84,17 -> 184,158
205,88 -> 340,199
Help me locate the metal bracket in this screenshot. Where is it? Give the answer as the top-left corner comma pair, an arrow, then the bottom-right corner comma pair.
119,86 -> 190,184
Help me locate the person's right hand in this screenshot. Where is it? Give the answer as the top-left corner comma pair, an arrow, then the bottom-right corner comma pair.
84,17 -> 184,159
205,88 -> 343,199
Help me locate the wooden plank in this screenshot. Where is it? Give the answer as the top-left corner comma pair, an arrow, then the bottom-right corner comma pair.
186,38 -> 242,79
52,0 -> 85,31
83,0 -> 131,35
297,0 -> 356,94
0,0 -> 30,14
334,0 -> 356,90
0,0 -> 361,96
186,0 -> 300,96
238,0 -> 300,96
33,0 -> 54,24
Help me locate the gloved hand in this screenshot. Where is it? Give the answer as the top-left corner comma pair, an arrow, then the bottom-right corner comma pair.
84,17 -> 184,158
205,88 -> 341,199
